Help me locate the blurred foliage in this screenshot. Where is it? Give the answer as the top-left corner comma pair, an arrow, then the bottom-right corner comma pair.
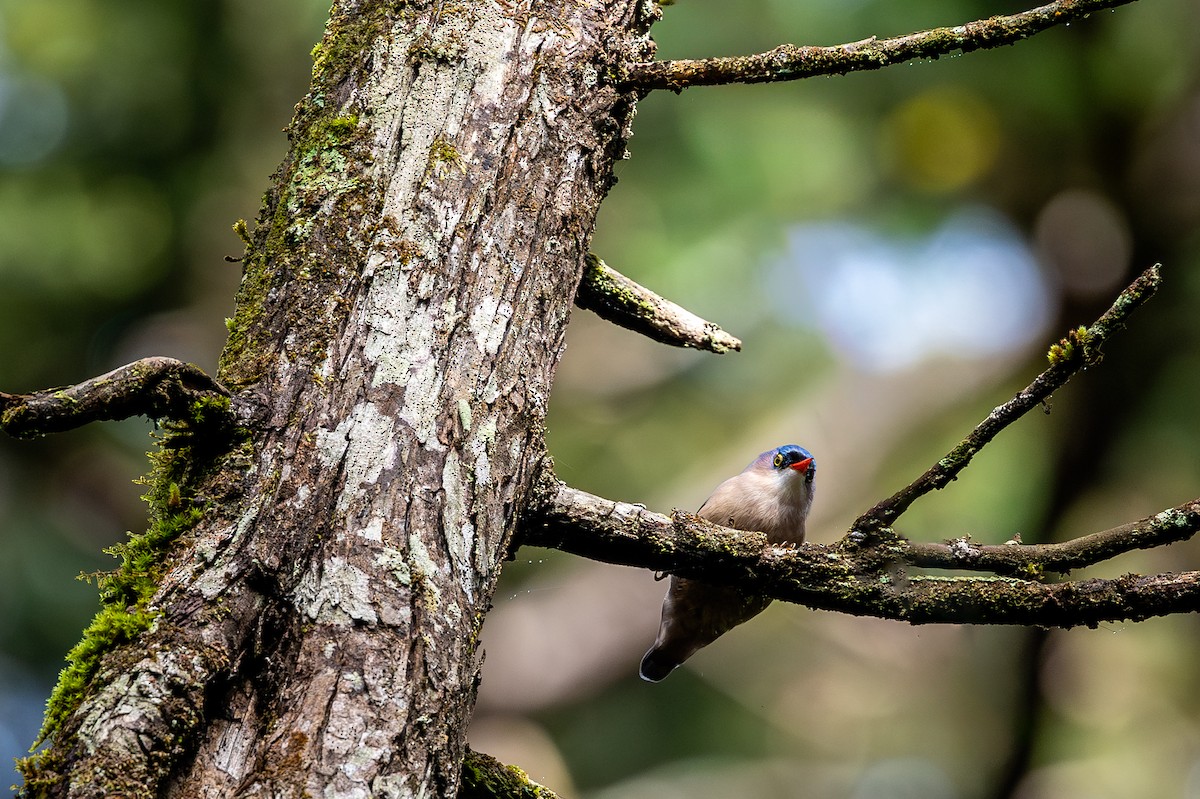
3,0 -> 1200,797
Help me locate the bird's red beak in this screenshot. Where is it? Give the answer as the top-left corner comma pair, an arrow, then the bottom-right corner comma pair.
790,457 -> 813,472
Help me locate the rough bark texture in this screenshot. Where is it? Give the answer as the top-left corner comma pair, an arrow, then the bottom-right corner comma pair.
21,1 -> 654,797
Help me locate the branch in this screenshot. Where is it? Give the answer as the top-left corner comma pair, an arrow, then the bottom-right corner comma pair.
908,498 -> 1200,576
851,264 -> 1161,537
623,0 -> 1141,92
0,357 -> 231,438
520,478 -> 1200,627
575,253 -> 742,354
460,748 -> 563,799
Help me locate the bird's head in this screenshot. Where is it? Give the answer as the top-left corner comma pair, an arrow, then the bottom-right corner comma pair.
753,444 -> 815,484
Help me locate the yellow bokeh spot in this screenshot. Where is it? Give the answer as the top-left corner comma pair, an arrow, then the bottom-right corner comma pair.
881,87 -> 1002,193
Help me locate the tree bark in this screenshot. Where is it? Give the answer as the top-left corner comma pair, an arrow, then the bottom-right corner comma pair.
21,1 -> 653,797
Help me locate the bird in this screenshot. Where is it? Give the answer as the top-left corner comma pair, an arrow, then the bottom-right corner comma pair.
640,444 -> 816,682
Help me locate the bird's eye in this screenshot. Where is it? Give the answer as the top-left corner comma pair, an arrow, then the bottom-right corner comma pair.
772,453 -> 784,468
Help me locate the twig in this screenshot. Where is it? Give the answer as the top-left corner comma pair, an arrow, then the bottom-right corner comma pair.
623,0 -> 1141,91
0,357 -> 231,438
908,498 -> 1200,576
520,476 -> 1200,627
851,265 -> 1161,537
575,253 -> 742,354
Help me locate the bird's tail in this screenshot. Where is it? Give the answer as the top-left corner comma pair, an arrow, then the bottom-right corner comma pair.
639,640 -> 694,683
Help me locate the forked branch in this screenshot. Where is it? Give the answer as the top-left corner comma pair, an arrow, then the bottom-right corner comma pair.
521,480 -> 1200,627
852,264 -> 1161,537
624,0 -> 1142,91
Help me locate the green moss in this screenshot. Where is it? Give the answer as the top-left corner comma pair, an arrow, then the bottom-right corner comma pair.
218,109 -> 369,387
460,749 -> 562,799
232,218 -> 251,248
32,436 -> 207,748
938,440 -> 977,471
309,3 -> 407,87
579,253 -> 659,319
36,601 -> 163,744
429,136 -> 465,177
327,114 -> 359,136
220,3 -> 383,389
1046,324 -> 1093,365
186,393 -> 233,430
27,401 -> 247,761
1019,562 -> 1045,580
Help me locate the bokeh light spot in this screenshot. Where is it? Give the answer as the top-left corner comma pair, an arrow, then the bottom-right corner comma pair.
1035,188 -> 1132,300
768,207 -> 1051,371
0,71 -> 68,166
881,86 -> 1001,192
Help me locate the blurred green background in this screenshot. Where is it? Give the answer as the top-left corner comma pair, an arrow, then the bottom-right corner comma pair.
3,0 -> 1200,797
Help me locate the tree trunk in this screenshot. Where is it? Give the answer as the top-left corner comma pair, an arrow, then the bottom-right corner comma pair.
23,1 -> 653,796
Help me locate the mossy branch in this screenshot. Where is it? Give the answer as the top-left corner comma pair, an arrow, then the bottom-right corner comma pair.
0,357 -> 232,438
520,477 -> 1200,627
460,748 -> 563,799
575,253 -> 742,354
851,264 -> 1161,538
623,0 -> 1141,91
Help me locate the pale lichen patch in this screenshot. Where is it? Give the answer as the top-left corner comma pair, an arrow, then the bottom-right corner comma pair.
468,417 -> 496,487
297,556 -> 379,626
480,373 -> 501,404
317,402 -> 400,512
441,451 -> 476,601
360,518 -> 384,542
468,21 -> 520,102
1154,508 -> 1189,527
363,269 -> 423,388
400,358 -> 446,447
316,414 -> 354,469
371,546 -> 414,627
468,294 -> 514,357
375,546 -> 412,586
360,267 -> 447,445
343,741 -> 391,784
407,532 -> 443,616
457,398 -> 473,432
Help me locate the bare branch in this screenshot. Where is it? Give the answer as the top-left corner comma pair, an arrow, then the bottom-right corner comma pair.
908,497 -> 1200,576
0,357 -> 231,438
623,0 -> 1141,92
851,265 -> 1161,537
520,476 -> 1200,627
575,253 -> 742,354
